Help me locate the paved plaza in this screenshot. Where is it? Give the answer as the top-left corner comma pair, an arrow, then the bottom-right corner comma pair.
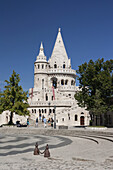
0,127 -> 113,169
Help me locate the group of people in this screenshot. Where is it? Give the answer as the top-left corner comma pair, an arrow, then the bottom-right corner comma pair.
35,116 -> 54,128
26,116 -> 54,128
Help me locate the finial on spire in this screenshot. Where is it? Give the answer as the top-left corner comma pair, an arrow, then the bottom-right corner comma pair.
58,28 -> 61,32
40,42 -> 43,50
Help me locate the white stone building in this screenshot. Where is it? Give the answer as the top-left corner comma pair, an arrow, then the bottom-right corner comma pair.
28,28 -> 90,127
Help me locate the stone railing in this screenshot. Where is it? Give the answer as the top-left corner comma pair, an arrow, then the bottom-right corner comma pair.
29,100 -> 73,107
48,68 -> 76,75
58,86 -> 75,91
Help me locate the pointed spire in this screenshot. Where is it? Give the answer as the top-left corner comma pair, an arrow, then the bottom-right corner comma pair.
36,42 -> 46,61
40,42 -> 43,50
51,28 -> 68,61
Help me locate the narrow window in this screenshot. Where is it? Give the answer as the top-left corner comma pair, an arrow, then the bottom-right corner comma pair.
45,109 -> 46,113
38,64 -> 40,69
63,64 -> 65,68
62,118 -> 64,121
61,79 -> 64,85
71,80 -> 75,85
54,64 -> 57,68
42,79 -> 44,89
65,80 -> 68,85
46,94 -> 48,101
42,64 -> 44,69
75,115 -> 78,121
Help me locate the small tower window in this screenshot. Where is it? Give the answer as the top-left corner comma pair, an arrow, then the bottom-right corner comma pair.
42,79 -> 44,89
61,79 -> 64,85
54,64 -> 57,68
63,64 -> 65,68
46,94 -> 48,101
65,80 -> 68,85
71,80 -> 75,85
42,64 -> 44,69
38,64 -> 40,69
75,115 -> 78,121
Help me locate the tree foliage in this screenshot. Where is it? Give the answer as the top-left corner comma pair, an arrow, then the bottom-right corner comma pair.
75,58 -> 113,115
0,70 -> 29,124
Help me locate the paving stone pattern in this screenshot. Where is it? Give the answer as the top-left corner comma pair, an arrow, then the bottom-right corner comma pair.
0,127 -> 113,170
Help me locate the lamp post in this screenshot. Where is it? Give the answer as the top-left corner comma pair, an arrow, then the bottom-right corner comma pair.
54,105 -> 56,129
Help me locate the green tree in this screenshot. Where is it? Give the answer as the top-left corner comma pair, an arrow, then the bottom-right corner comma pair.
75,58 -> 113,118
0,70 -> 29,124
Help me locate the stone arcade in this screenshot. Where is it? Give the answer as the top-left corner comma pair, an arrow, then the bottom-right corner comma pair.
28,28 -> 90,127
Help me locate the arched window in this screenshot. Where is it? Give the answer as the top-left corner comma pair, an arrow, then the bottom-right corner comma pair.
65,80 -> 68,85
63,64 -> 65,68
45,109 -> 46,113
54,64 -> 57,68
42,79 -> 44,89
42,64 -> 44,69
38,64 -> 40,69
61,79 -> 64,85
71,80 -> 75,85
46,94 -> 48,101
52,96 -> 54,100
51,77 -> 57,89
42,109 -> 44,113
53,109 -> 55,113
75,115 -> 78,121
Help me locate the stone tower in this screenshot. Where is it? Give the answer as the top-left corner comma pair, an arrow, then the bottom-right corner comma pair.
28,28 -> 90,127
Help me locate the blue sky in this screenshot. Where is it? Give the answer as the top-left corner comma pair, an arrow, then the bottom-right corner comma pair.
0,0 -> 113,91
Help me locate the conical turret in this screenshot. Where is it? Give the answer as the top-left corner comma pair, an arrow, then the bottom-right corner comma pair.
36,42 -> 47,61
49,28 -> 71,68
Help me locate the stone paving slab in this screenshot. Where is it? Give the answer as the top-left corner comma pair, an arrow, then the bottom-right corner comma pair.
0,127 -> 113,169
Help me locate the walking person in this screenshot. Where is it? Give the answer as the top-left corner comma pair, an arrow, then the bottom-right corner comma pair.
43,117 -> 47,128
27,118 -> 30,127
35,117 -> 38,127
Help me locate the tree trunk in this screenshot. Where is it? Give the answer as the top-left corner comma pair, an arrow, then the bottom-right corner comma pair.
8,112 -> 14,125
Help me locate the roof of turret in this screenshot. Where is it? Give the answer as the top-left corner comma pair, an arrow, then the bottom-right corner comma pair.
50,28 -> 68,61
36,42 -> 47,62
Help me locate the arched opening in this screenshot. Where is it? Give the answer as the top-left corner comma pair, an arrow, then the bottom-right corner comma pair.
38,64 -> 40,69
42,64 -> 44,69
46,94 -> 48,101
80,116 -> 84,125
63,64 -> 65,68
61,79 -> 64,85
65,80 -> 68,85
51,77 -> 57,89
42,79 -> 44,89
54,64 -> 57,68
75,114 -> 78,121
71,80 -> 75,85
